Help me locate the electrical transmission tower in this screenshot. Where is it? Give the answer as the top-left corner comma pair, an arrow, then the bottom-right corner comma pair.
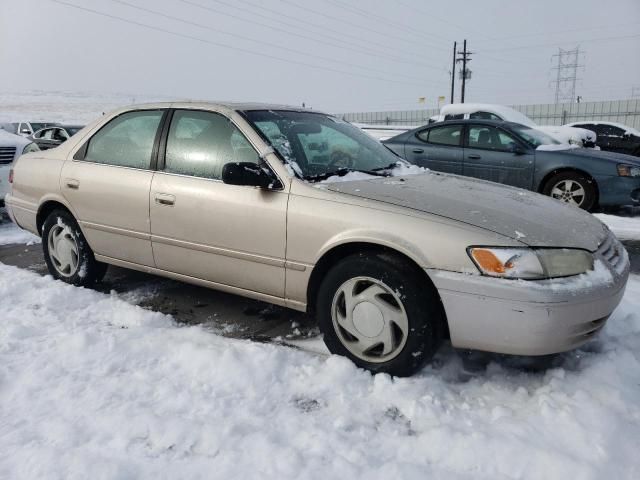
551,47 -> 583,104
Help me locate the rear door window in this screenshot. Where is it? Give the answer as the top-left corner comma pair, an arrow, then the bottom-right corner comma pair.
164,110 -> 259,180
419,125 -> 463,146
84,110 -> 164,169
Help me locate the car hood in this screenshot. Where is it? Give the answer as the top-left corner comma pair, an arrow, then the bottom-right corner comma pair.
325,172 -> 608,251
545,147 -> 640,165
0,130 -> 30,149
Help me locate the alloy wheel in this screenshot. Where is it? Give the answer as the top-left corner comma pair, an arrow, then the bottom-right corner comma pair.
550,179 -> 586,206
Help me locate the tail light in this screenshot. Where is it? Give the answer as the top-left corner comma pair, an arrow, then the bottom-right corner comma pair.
8,168 -> 14,183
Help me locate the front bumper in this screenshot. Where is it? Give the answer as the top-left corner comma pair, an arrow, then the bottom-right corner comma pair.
428,234 -> 629,356
597,175 -> 640,206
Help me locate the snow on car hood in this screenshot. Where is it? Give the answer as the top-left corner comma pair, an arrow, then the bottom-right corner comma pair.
0,129 -> 30,149
325,171 -> 608,251
537,126 -> 596,146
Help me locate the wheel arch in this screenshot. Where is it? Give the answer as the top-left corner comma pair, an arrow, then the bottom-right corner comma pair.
36,198 -> 75,235
305,240 -> 450,338
537,167 -> 599,201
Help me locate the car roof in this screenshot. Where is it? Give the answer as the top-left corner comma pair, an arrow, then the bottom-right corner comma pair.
422,119 -> 528,129
126,101 -> 324,114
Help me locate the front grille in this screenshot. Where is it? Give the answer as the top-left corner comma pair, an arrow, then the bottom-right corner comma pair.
597,232 -> 626,272
0,147 -> 16,165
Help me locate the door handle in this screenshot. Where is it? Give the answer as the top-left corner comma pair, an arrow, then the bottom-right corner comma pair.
65,178 -> 80,189
467,154 -> 481,159
154,193 -> 175,206
412,148 -> 424,154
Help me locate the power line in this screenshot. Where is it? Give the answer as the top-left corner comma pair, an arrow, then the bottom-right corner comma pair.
50,0 -> 430,87
234,0 -> 439,60
179,0 -> 445,71
393,0 -> 499,42
324,0 -> 451,49
472,21 -> 640,45
481,33 -> 640,52
278,0 -> 448,53
104,0 -> 436,84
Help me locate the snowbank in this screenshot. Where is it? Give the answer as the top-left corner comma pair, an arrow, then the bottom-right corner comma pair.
0,220 -> 40,246
1,263 -> 640,479
595,213 -> 640,240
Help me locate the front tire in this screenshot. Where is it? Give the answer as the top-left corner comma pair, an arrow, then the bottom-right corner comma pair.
42,209 -> 108,286
542,171 -> 597,211
316,252 -> 444,377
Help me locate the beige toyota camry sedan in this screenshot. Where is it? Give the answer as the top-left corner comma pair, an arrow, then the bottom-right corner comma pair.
5,102 -> 630,376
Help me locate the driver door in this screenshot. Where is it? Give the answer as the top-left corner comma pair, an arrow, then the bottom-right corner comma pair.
463,124 -> 534,189
149,109 -> 288,297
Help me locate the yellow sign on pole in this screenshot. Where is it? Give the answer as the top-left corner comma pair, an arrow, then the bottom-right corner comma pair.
418,97 -> 426,104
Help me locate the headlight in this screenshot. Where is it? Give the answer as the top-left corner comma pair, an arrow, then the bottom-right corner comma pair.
617,164 -> 640,177
22,142 -> 40,154
468,247 -> 593,279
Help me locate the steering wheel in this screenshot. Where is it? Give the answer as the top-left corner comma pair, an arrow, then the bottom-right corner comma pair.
327,150 -> 355,170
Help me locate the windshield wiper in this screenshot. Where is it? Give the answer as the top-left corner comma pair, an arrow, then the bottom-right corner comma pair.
370,161 -> 401,172
303,167 -> 389,182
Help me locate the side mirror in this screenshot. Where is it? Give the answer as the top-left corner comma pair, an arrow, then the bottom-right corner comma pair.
222,162 -> 279,189
20,129 -> 30,135
509,143 -> 526,155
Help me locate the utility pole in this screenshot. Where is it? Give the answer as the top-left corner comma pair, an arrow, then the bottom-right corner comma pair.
456,40 -> 473,103
551,46 -> 583,104
450,41 -> 456,104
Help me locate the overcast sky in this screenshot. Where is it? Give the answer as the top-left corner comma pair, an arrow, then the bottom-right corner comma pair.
2,0 -> 639,113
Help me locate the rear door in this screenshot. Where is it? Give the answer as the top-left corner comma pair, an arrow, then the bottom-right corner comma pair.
463,124 -> 534,189
61,109 -> 166,266
402,123 -> 463,174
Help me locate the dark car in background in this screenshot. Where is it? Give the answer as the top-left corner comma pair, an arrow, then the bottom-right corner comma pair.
30,125 -> 83,150
565,121 -> 640,157
383,119 -> 640,211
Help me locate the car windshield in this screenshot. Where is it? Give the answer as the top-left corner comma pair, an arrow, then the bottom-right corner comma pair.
243,110 -> 400,181
511,124 -> 559,147
30,123 -> 48,132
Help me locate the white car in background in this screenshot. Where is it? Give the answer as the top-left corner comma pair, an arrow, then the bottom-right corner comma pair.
0,130 -> 39,207
436,103 -> 597,148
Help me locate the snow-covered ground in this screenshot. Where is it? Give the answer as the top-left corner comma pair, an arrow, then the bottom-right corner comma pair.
595,213 -> 640,240
0,221 -> 40,246
1,220 -> 640,478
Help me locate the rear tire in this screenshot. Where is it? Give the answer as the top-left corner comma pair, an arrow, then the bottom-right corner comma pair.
42,209 -> 108,286
542,171 -> 597,211
316,252 -> 444,377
